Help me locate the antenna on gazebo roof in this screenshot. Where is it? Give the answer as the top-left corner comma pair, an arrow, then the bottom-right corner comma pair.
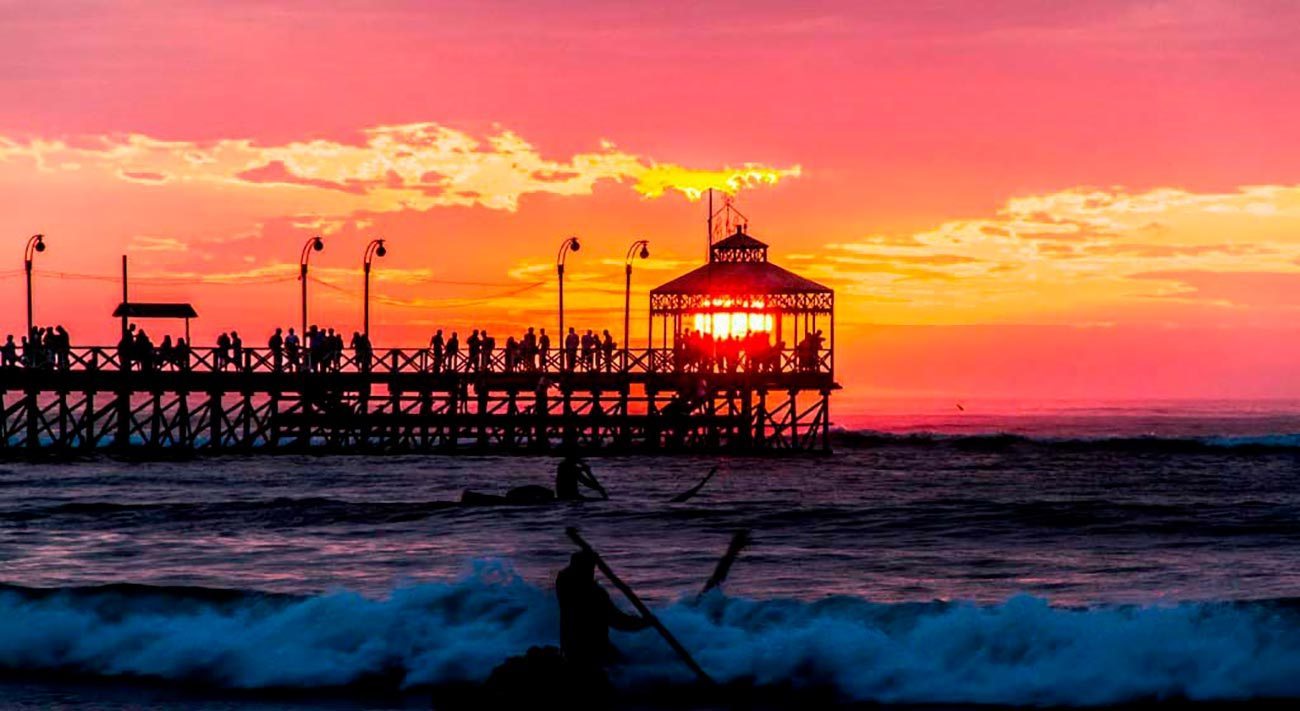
707,190 -> 749,255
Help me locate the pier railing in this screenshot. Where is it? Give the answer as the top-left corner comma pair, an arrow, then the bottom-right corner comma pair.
12,345 -> 833,377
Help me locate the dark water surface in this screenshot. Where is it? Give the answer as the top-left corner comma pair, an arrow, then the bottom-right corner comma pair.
3,409 -> 1300,707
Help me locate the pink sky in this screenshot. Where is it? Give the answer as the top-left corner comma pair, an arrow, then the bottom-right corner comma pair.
2,1 -> 1300,403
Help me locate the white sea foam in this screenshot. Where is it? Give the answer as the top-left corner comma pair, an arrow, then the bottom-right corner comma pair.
1,561 -> 1298,705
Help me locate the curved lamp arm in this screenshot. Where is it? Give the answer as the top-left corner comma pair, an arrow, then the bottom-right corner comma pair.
24,233 -> 45,266
557,236 -> 580,273
299,236 -> 324,278
625,239 -> 650,271
364,238 -> 387,269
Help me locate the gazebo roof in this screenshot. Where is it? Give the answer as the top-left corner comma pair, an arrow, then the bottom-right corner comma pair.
651,261 -> 831,296
650,223 -> 833,314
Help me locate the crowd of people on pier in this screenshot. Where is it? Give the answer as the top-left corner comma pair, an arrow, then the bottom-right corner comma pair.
261,326 -> 375,374
672,328 -> 825,373
2,322 -> 829,375
0,326 -> 72,369
425,327 -> 625,374
115,324 -> 189,372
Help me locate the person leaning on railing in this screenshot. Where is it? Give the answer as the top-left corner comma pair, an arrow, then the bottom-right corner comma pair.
284,328 -> 300,372
351,331 -> 373,372
175,338 -> 190,371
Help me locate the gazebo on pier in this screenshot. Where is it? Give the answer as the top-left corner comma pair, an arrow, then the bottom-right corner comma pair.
649,224 -> 835,375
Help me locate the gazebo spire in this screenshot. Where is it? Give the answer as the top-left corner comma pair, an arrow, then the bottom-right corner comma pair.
710,224 -> 768,263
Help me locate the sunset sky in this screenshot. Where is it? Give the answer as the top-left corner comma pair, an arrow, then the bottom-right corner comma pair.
3,1 -> 1300,403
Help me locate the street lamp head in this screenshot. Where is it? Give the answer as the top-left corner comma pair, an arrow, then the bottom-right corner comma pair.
34,236 -> 45,253
558,236 -> 581,267
376,243 -> 387,258
312,236 -> 324,251
625,239 -> 650,265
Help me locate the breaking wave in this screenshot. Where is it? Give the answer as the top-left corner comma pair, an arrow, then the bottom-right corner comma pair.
2,562 -> 1299,705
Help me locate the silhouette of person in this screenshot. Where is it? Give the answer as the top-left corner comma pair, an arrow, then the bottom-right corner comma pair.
482,330 -> 496,371
230,331 -> 243,372
601,330 -> 615,372
522,327 -> 537,371
538,328 -> 551,371
158,334 -> 174,371
351,331 -> 372,371
556,455 -> 607,501
564,327 -> 579,372
555,549 -> 650,673
134,328 -> 154,372
1,335 -> 16,368
429,329 -> 444,373
119,325 -> 136,372
446,331 -> 460,367
505,335 -> 518,372
467,329 -> 481,371
53,325 -> 70,369
269,328 -> 284,372
307,325 -> 322,372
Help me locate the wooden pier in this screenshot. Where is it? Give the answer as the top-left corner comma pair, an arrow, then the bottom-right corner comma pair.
0,346 -> 836,457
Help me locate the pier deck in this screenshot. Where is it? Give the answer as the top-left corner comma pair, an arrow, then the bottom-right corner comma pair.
1,346 -> 837,456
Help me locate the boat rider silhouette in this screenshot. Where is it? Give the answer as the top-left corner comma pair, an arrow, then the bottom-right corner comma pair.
478,547 -> 652,702
493,454 -> 607,505
556,549 -> 650,675
556,455 -> 607,501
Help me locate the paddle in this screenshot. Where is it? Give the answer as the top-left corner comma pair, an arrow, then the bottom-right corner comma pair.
698,529 -> 751,600
565,527 -> 716,687
585,468 -> 609,500
669,465 -> 720,503
574,459 -> 609,500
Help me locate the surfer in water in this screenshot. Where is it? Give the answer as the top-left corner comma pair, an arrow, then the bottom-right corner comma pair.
555,454 -> 607,501
556,548 -> 650,674
462,454 -> 608,505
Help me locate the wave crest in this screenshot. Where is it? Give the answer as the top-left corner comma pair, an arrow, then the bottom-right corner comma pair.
3,565 -> 1300,705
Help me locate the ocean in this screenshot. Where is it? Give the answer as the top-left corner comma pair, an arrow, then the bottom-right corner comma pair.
3,401 -> 1300,708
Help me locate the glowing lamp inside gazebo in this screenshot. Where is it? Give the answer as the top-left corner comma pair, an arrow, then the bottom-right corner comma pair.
691,298 -> 774,338
649,224 -> 834,372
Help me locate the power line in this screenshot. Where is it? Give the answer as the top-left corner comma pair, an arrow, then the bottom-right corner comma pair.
309,275 -> 545,309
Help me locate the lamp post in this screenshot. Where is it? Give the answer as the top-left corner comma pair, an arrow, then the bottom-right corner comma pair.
623,239 -> 649,367
24,234 -> 45,338
363,238 -> 387,338
557,236 -> 580,339
299,235 -> 324,336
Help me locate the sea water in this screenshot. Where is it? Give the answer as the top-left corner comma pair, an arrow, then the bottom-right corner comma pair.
2,401 -> 1300,707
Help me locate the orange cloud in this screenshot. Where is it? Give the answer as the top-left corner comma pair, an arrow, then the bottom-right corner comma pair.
812,184 -> 1300,326
0,123 -> 800,215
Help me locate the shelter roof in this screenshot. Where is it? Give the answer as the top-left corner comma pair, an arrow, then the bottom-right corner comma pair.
112,302 -> 198,319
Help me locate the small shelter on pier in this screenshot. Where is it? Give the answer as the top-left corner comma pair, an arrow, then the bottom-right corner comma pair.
112,302 -> 198,342
649,224 -> 834,372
